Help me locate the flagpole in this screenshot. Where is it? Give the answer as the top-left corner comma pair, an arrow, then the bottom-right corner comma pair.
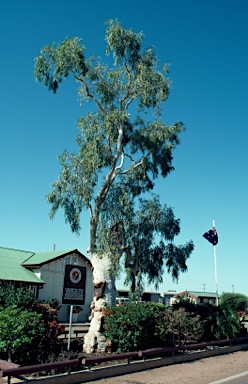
213,219 -> 219,306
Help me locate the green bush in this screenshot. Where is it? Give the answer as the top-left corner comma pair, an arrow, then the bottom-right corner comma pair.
103,299 -> 245,353
0,284 -> 65,364
103,302 -> 204,352
209,305 -> 242,340
156,307 -> 203,346
220,293 -> 248,314
173,296 -> 244,341
31,299 -> 65,363
0,306 -> 43,362
0,282 -> 37,311
103,302 -> 165,352
172,294 -> 198,312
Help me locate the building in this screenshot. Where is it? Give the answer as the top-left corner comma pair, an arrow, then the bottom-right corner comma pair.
171,290 -> 219,305
0,246 -> 93,322
4,247 -> 218,322
116,288 -> 176,306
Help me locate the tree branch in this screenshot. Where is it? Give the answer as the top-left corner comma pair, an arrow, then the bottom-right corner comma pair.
72,72 -> 105,113
115,151 -> 124,171
120,61 -> 133,110
119,151 -> 151,175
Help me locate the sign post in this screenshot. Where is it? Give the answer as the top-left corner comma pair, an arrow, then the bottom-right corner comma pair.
67,305 -> 73,351
62,264 -> 86,351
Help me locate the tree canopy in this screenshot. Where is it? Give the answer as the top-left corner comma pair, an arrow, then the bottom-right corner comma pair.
220,292 -> 248,313
34,19 -> 193,292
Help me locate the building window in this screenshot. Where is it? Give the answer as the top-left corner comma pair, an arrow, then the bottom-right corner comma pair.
65,255 -> 78,265
203,298 -> 208,303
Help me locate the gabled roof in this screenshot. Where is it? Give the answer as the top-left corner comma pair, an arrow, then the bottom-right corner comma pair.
22,248 -> 89,267
0,246 -> 90,284
0,247 -> 43,284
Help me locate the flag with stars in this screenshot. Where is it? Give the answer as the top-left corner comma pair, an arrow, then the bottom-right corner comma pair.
203,227 -> 218,245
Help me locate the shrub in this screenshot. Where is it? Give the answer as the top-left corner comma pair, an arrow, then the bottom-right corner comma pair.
220,292 -> 248,314
159,307 -> 203,346
103,298 -> 244,353
208,305 -> 242,340
103,301 -> 204,352
0,282 -> 37,311
103,302 -> 165,352
172,296 -> 244,342
172,294 -> 197,312
0,306 -> 43,362
31,299 -> 65,363
0,284 -> 65,364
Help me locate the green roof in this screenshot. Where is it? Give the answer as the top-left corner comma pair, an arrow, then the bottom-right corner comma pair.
23,249 -> 74,266
0,247 -> 44,284
0,247 -> 89,284
175,291 -> 219,298
22,249 -> 88,266
188,291 -> 218,298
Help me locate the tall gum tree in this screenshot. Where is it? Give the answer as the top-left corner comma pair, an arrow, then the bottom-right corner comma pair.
34,19 -> 194,353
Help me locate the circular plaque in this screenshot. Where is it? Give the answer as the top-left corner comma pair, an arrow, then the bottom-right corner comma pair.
69,267 -> 82,284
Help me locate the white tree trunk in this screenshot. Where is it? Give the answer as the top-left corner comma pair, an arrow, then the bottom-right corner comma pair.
83,252 -> 117,353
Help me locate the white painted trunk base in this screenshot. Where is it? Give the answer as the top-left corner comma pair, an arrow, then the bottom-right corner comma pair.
83,252 -> 117,353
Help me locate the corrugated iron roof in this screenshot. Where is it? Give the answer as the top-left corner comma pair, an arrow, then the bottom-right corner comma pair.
22,249 -> 89,266
22,249 -> 73,266
0,247 -> 89,284
0,247 -> 44,284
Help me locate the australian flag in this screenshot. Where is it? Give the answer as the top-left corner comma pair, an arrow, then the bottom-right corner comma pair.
203,227 -> 218,245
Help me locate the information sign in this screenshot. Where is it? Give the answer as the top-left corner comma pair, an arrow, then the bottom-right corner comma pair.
62,265 -> 86,305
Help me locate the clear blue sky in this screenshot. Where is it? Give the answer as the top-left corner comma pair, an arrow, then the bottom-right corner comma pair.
1,0 -> 248,296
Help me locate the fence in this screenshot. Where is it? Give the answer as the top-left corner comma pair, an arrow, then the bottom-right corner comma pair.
1,336 -> 248,384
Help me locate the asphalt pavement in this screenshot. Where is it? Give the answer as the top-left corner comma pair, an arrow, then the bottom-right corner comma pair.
83,350 -> 248,384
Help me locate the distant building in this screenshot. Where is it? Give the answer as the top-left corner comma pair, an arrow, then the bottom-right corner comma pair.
171,290 -> 219,305
116,288 -> 176,306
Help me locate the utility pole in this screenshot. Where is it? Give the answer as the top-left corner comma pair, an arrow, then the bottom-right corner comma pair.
232,285 -> 234,293
202,283 -> 206,292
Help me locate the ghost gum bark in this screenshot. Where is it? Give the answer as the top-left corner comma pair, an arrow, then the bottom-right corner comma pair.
83,252 -> 116,353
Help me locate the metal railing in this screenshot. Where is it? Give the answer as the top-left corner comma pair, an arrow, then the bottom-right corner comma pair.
1,336 -> 248,383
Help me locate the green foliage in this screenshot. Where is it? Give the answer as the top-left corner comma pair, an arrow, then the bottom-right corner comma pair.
35,19 -> 194,292
172,294 -> 197,311
0,288 -> 65,364
103,302 -> 165,352
31,299 -> 65,363
172,296 -> 244,341
209,305 -> 241,340
220,292 -> 248,313
128,286 -> 143,302
160,307 -> 203,346
0,281 -> 37,311
103,302 -> 203,352
101,193 -> 194,291
103,299 -> 244,353
35,37 -> 87,93
0,306 -> 42,362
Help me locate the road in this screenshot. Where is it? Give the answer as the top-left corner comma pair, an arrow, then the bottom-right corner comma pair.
85,350 -> 248,384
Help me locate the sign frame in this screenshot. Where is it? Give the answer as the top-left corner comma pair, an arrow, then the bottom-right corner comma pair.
62,264 -> 86,305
